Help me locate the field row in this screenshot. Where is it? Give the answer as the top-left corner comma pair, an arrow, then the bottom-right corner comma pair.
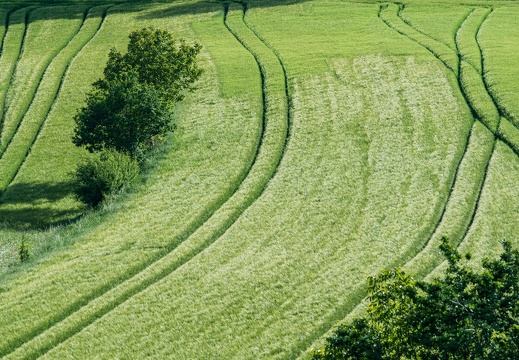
1,1 -> 519,358
0,2 -> 292,357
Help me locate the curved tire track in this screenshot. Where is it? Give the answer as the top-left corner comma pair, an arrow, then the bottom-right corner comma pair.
301,6 -> 509,356
0,5 -> 112,196
3,4 -> 291,359
0,7 -> 33,145
0,6 -> 88,163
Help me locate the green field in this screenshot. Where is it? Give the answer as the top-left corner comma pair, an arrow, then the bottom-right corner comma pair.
0,0 -> 518,358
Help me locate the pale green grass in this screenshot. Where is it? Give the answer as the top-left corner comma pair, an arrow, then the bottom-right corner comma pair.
399,3 -> 471,51
427,140 -> 519,280
43,51 -> 468,360
0,6 -> 85,154
0,2 -> 263,356
0,7 -> 31,137
0,1 -> 518,358
404,121 -> 492,277
458,142 -> 519,263
479,6 -> 519,127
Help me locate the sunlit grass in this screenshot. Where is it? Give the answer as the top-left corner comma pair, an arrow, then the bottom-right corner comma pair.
41,1 -> 470,354
0,1 -> 519,358
0,2 -> 263,356
0,6 -> 85,153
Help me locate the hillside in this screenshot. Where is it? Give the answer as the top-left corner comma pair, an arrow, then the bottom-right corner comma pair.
0,0 -> 518,358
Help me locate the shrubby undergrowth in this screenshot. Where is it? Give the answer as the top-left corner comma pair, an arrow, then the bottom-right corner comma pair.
314,238 -> 519,359
71,149 -> 140,208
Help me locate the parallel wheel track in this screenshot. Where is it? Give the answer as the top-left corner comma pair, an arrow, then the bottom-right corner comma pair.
302,4 -> 514,356
0,5 -> 112,197
0,6 -> 87,163
2,3 -> 292,358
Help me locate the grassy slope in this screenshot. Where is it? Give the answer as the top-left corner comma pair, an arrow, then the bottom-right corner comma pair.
40,2 -> 470,359
0,5 -> 110,230
0,0 -> 518,358
0,2 -> 262,357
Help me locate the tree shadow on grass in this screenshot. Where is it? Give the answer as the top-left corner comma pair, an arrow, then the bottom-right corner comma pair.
136,0 -> 313,20
0,181 -> 83,230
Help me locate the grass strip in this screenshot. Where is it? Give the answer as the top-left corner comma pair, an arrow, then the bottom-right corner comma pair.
458,61 -> 499,132
3,3 -> 290,357
0,6 -> 85,156
0,6 -> 108,193
379,3 -> 458,75
398,3 -> 471,52
0,7 -> 32,142
404,122 -> 494,277
498,117 -> 519,154
0,8 -> 8,54
478,6 -> 519,128
455,7 -> 490,74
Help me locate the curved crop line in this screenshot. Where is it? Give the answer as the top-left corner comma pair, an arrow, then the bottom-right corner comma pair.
379,3 -> 458,74
396,2 -> 457,52
0,6 -> 88,162
0,6 -> 90,192
299,7 -> 505,356
0,7 -> 18,57
1,5 -> 113,198
475,9 -> 519,132
0,7 -> 33,145
240,1 -> 293,163
378,3 -> 477,257
2,4 -> 292,358
0,7 -> 113,357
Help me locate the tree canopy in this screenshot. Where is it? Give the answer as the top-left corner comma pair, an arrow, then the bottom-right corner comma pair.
314,238 -> 519,359
72,27 -> 202,157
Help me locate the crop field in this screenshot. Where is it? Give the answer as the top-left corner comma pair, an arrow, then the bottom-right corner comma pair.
0,0 -> 518,358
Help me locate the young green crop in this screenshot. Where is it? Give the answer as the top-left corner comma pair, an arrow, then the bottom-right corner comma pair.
0,6 -> 85,154
38,3 -> 472,359
1,1 -> 519,359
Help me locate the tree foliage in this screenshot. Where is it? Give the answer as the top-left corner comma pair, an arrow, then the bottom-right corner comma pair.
72,27 -> 202,157
314,238 -> 519,359
71,149 -> 141,207
72,75 -> 171,155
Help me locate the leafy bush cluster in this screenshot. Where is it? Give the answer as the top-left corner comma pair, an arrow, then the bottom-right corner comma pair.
71,27 -> 202,207
71,149 -> 141,208
314,238 -> 519,359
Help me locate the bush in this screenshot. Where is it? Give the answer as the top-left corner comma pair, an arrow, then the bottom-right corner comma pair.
313,238 -> 519,359
72,149 -> 141,207
18,238 -> 30,263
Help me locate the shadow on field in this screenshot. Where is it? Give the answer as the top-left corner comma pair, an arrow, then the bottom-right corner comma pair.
3,0 -> 312,25
0,181 -> 82,230
137,0 -> 313,20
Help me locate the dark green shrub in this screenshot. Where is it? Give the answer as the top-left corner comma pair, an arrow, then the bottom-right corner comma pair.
72,149 -> 141,207
18,238 -> 30,263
